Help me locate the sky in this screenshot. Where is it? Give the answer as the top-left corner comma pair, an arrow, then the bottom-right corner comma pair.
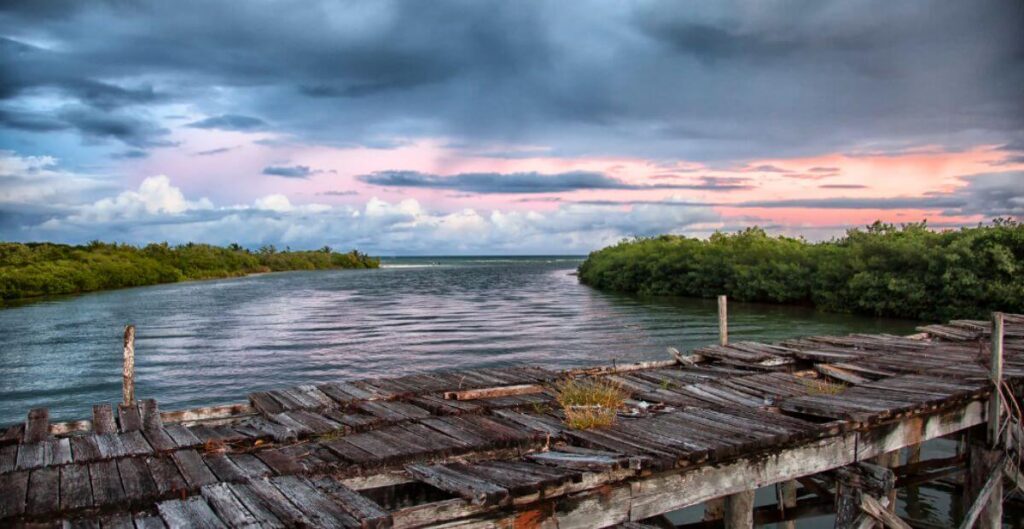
1,1 -> 1022,255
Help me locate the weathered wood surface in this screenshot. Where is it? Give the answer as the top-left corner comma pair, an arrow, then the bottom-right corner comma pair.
0,313 -> 1020,527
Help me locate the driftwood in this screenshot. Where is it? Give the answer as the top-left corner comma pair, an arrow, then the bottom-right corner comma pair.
443,384 -> 544,401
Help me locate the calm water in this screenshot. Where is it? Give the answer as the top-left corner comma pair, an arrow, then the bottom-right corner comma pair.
0,256 -> 980,527
0,256 -> 918,425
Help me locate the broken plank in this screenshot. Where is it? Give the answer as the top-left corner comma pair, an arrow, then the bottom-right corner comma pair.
405,463 -> 510,506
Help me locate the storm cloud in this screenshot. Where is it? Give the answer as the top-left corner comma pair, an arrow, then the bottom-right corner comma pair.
358,170 -> 752,193
1,0 -> 1020,160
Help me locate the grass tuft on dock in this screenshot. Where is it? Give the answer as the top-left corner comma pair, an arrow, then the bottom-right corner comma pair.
555,377 -> 627,429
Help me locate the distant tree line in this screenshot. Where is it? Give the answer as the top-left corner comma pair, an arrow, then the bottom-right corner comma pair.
577,220 -> 1024,322
0,241 -> 380,301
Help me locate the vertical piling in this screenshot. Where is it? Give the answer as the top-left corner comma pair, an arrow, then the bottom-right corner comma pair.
778,481 -> 798,529
723,489 -> 755,529
718,295 -> 728,346
122,324 -> 136,406
989,312 -> 1004,447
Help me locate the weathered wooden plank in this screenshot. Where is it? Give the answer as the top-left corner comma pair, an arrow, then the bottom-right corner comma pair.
269,475 -> 359,529
527,451 -> 627,471
25,466 -> 59,515
238,479 -> 313,527
24,408 -> 51,444
15,442 -> 45,470
444,384 -> 545,401
144,428 -> 180,453
140,399 -> 164,430
201,452 -> 248,482
70,435 -> 102,463
95,433 -> 127,459
171,449 -> 219,489
93,404 -> 117,434
117,456 -> 159,503
0,444 -> 15,473
163,424 -> 202,448
229,453 -> 273,479
147,455 -> 189,496
405,463 -> 510,506
120,431 -> 154,456
118,403 -> 143,432
309,475 -> 392,529
48,438 -> 73,466
157,496 -> 228,529
134,515 -> 169,529
90,459 -> 127,507
249,391 -> 286,416
100,512 -> 135,529
59,463 -> 93,511
201,482 -> 263,528
255,448 -> 304,475
0,470 -> 29,519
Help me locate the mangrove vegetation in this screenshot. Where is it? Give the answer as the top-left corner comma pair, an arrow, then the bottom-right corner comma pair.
0,241 -> 379,301
577,220 -> 1024,321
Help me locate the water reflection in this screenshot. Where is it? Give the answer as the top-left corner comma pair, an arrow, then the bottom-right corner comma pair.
0,256 -> 917,426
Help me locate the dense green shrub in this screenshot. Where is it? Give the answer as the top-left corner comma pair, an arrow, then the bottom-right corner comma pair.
577,220 -> 1024,321
0,241 -> 379,301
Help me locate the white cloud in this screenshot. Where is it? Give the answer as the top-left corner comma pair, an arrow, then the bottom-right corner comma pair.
69,175 -> 213,223
18,173 -> 720,254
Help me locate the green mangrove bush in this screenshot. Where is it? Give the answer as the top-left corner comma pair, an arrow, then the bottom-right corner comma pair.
0,241 -> 379,301
577,220 -> 1024,321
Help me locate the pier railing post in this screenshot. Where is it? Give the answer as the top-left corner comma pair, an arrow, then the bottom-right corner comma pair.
123,324 -> 136,406
718,295 -> 728,346
989,312 -> 1004,447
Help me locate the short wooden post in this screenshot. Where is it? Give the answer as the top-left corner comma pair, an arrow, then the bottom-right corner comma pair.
989,312 -> 1004,447
704,498 -> 725,521
122,324 -> 136,406
724,489 -> 754,529
718,295 -> 728,346
778,480 -> 798,529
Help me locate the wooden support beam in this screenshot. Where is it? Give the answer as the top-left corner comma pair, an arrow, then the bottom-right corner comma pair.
443,384 -> 543,401
718,295 -> 728,346
778,480 -> 798,529
123,324 -> 136,406
860,494 -> 913,529
723,490 -> 755,529
961,451 -> 1005,529
556,399 -> 983,526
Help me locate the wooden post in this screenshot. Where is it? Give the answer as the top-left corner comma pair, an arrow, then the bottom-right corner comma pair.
122,324 -> 136,406
989,312 -> 1004,447
718,295 -> 728,346
724,489 -> 754,529
778,480 -> 798,529
704,498 -> 725,521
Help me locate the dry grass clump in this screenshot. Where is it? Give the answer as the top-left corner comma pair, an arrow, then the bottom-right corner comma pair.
802,378 -> 847,395
555,378 -> 627,430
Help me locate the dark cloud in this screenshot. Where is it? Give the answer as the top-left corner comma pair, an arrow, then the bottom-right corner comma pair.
358,170 -> 749,194
56,106 -> 173,148
809,167 -> 841,173
0,1 -> 1019,161
187,114 -> 266,131
263,165 -> 313,179
819,184 -> 867,189
737,172 -> 1024,218
195,146 -> 236,156
262,165 -> 313,178
111,149 -> 149,159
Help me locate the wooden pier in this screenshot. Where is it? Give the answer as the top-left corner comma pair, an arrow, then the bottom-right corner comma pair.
1,313 -> 1022,528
